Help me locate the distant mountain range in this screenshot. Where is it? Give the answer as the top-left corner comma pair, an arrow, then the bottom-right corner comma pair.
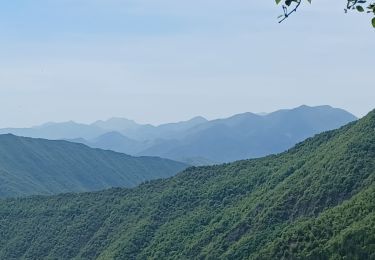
137,105 -> 357,163
0,121 -> 106,140
0,108 -> 373,259
0,134 -> 187,197
0,105 -> 357,164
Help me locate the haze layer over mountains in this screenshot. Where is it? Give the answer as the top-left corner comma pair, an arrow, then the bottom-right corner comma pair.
0,105 -> 357,165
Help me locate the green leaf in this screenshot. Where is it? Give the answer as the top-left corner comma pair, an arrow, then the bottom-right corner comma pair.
372,17 -> 375,28
356,6 -> 365,12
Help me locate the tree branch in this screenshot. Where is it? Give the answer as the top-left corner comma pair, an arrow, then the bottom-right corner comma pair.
278,0 -> 302,23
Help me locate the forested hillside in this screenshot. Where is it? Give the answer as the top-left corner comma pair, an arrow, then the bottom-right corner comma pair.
0,109 -> 373,259
0,134 -> 187,197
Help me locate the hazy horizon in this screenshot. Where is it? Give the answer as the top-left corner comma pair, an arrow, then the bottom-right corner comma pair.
1,1 -> 374,127
0,104 -> 360,129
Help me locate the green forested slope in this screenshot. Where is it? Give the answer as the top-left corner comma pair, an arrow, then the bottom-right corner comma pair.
256,184 -> 375,259
0,110 -> 374,259
0,134 -> 187,197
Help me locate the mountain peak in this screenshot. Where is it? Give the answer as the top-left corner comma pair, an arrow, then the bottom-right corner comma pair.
188,116 -> 208,123
92,117 -> 140,131
295,104 -> 334,110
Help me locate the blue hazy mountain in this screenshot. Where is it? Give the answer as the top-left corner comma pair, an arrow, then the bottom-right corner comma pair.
91,117 -> 141,132
94,116 -> 208,141
71,131 -> 150,155
138,105 -> 357,162
0,121 -> 106,140
0,116 -> 208,142
0,105 -> 357,164
0,134 -> 188,198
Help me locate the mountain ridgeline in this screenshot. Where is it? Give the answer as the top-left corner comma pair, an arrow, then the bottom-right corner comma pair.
0,134 -> 187,198
0,105 -> 357,165
137,105 -> 358,163
0,109 -> 373,259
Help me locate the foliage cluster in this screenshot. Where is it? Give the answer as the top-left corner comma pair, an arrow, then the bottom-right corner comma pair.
276,0 -> 375,28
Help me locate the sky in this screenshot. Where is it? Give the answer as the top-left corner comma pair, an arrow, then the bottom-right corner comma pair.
0,0 -> 374,127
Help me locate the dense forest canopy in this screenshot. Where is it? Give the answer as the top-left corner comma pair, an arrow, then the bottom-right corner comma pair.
276,0 -> 375,27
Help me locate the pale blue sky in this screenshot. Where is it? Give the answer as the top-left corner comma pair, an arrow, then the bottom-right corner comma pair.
0,0 -> 374,127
